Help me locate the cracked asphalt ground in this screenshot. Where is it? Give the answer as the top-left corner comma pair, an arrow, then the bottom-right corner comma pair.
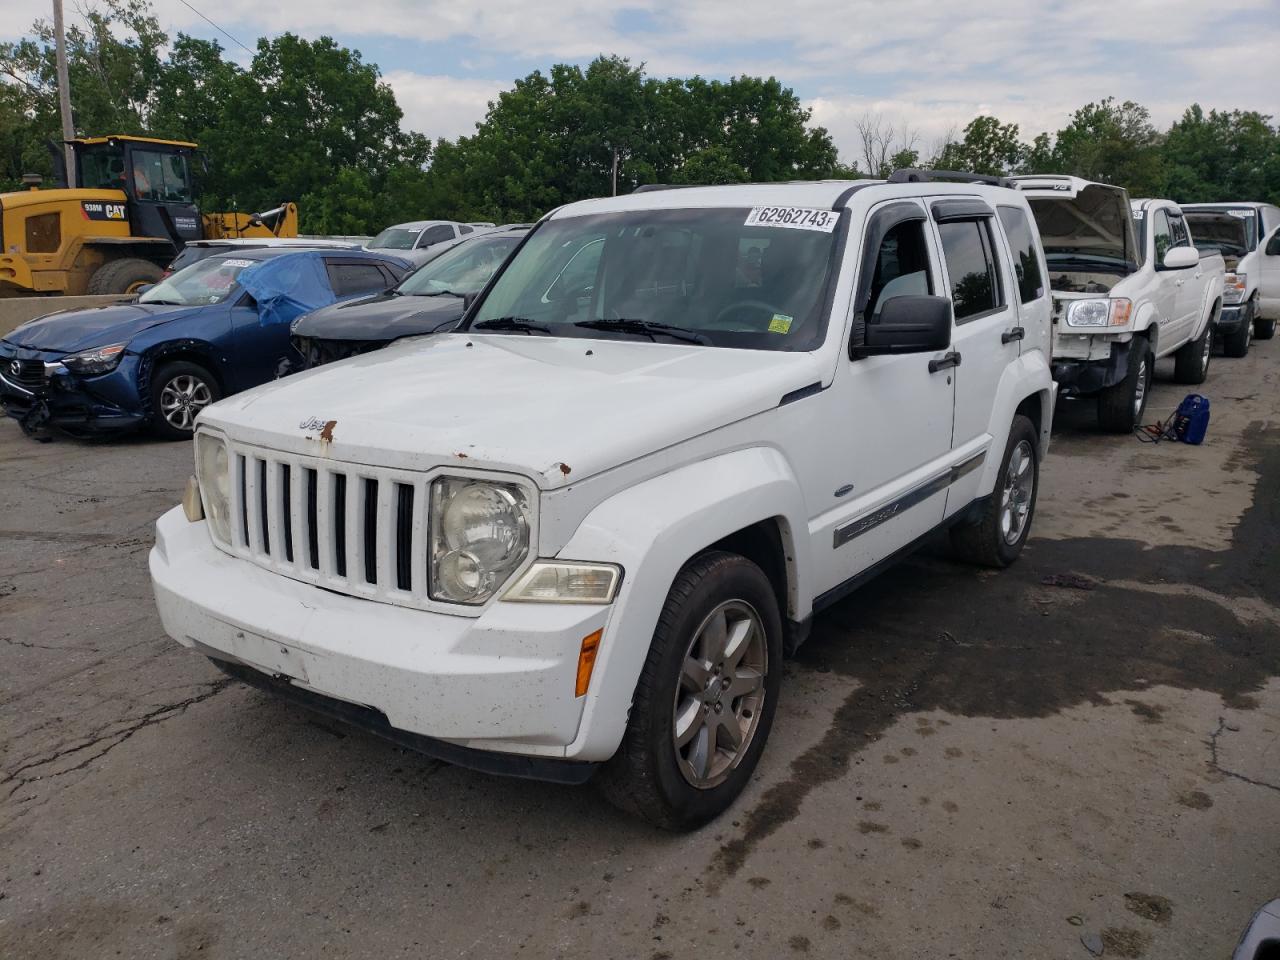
2,340 -> 1278,960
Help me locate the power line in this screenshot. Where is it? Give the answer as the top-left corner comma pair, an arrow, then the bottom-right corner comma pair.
173,0 -> 255,57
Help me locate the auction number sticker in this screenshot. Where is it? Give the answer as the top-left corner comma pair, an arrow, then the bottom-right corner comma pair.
744,206 -> 838,232
1228,209 -> 1255,218
221,258 -> 257,268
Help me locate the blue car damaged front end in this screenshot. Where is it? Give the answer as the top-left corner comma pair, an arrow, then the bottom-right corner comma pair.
0,340 -> 151,436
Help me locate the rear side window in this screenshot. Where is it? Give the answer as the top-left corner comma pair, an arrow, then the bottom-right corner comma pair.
418,225 -> 455,247
326,261 -> 391,297
459,224 -> 474,235
865,220 -> 933,317
937,220 -> 1003,322
996,207 -> 1044,303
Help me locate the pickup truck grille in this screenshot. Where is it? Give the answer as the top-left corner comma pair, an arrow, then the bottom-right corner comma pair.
225,444 -> 429,606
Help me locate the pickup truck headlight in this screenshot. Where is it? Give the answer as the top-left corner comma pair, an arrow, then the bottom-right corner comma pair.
429,477 -> 531,604
1065,298 -> 1132,328
1223,273 -> 1247,305
62,342 -> 127,375
504,561 -> 621,604
194,431 -> 232,543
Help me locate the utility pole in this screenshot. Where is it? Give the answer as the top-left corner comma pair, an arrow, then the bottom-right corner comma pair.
52,0 -> 76,186
611,147 -> 619,197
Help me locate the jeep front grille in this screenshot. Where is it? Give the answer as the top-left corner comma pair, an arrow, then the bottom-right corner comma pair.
225,444 -> 428,606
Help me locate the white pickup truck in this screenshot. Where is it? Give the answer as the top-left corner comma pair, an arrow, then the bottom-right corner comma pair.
151,173 -> 1056,827
1182,202 -> 1280,354
1012,177 -> 1224,432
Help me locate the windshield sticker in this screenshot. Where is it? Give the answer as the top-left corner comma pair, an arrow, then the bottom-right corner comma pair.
1132,210 -> 1144,219
1228,209 -> 1255,218
768,313 -> 794,334
744,207 -> 838,232
220,258 -> 256,268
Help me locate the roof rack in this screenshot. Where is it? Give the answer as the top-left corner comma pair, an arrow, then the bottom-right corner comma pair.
887,168 -> 1015,189
632,183 -> 705,194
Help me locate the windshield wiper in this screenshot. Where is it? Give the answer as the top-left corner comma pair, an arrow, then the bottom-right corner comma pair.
574,318 -> 709,345
472,316 -> 552,334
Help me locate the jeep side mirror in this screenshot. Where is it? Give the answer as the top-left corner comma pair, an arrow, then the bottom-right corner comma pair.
1161,246 -> 1199,270
853,295 -> 952,357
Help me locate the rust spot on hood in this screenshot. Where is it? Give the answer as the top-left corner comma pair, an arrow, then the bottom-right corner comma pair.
558,463 -> 571,477
319,420 -> 337,443
455,452 -> 469,459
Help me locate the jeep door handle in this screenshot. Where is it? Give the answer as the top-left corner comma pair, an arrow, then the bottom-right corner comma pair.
928,351 -> 961,373
1001,326 -> 1025,344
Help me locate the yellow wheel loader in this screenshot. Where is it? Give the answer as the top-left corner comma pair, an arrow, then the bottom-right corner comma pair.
0,135 -> 298,297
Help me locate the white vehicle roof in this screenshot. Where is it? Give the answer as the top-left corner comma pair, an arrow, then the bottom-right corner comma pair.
381,219 -> 461,232
1181,201 -> 1275,210
545,177 -> 1033,222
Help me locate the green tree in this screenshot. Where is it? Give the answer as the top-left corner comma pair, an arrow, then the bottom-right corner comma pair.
1049,98 -> 1165,196
1161,105 -> 1280,204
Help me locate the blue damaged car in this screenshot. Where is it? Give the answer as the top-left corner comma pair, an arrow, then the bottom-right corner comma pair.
0,247 -> 410,439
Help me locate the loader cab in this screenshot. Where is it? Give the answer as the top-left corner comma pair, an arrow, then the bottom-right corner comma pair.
70,136 -> 203,247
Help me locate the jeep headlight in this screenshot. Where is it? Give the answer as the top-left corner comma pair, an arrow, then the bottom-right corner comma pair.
194,431 -> 232,543
1224,273 -> 1247,304
1065,298 -> 1131,328
429,477 -> 531,604
62,342 -> 127,375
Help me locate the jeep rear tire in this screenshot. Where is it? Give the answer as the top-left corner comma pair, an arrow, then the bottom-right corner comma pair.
950,414 -> 1039,568
1173,317 -> 1212,384
1097,336 -> 1152,433
597,551 -> 782,831
87,257 -> 164,295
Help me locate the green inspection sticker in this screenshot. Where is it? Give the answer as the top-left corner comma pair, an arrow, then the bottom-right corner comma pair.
768,313 -> 793,334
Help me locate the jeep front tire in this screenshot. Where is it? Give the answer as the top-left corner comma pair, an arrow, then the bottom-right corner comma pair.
597,551 -> 782,830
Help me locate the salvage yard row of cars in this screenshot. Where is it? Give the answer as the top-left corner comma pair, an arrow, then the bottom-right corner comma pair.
3,172 -> 1279,828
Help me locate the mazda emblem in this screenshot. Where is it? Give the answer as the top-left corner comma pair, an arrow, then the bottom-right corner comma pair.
8,360 -> 19,377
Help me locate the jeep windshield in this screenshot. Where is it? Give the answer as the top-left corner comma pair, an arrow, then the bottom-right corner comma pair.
138,255 -> 255,306
465,207 -> 843,351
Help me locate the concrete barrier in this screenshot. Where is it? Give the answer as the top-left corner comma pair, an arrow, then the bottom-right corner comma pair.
0,295 -> 131,338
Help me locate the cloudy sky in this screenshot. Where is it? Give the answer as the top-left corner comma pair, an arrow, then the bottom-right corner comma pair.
7,0 -> 1279,165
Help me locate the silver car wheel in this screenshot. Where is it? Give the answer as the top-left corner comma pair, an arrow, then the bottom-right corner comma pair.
1000,440 -> 1035,546
159,374 -> 213,432
673,599 -> 768,789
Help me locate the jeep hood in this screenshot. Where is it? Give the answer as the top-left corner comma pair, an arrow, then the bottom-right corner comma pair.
2,301 -> 206,354
201,333 -> 826,487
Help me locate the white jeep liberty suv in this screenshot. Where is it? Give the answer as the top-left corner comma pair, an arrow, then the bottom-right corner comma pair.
151,171 -> 1056,828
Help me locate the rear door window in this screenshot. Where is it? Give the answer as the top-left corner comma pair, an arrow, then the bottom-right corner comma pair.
326,261 -> 392,297
996,206 -> 1044,303
937,219 -> 1004,322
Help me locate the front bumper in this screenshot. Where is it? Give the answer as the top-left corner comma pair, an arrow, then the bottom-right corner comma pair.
1215,301 -> 1252,334
1051,340 -> 1132,397
149,506 -> 614,772
0,349 -> 145,435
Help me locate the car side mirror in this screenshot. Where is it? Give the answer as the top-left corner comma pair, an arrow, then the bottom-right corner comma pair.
1161,246 -> 1199,270
853,295 -> 952,358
